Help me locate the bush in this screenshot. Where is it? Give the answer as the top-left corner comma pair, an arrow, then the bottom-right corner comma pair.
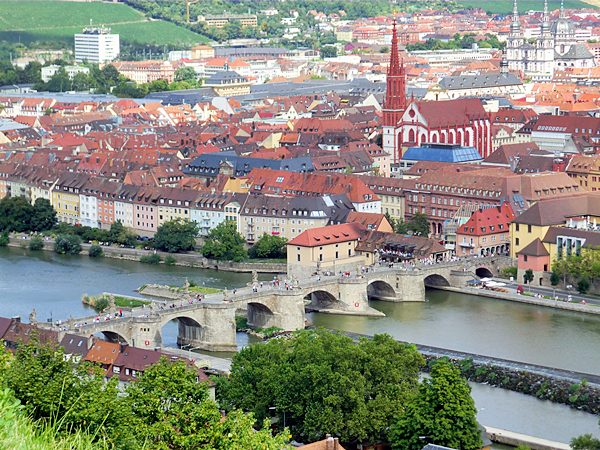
0,232 -> 8,247
88,244 -> 103,258
500,266 -> 517,279
54,234 -> 82,255
550,271 -> 560,286
235,316 -> 248,330
93,297 -> 109,313
577,277 -> 590,294
140,254 -> 161,265
164,255 -> 176,265
28,236 -> 44,251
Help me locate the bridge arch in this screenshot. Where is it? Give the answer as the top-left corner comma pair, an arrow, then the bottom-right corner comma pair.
95,330 -> 128,344
475,267 -> 494,278
161,316 -> 204,348
247,302 -> 276,329
367,280 -> 397,301
304,288 -> 345,311
423,273 -> 450,288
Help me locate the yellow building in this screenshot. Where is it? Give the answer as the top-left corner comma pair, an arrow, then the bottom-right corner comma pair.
198,14 -> 257,28
191,44 -> 215,59
156,189 -> 198,226
204,71 -> 251,97
51,174 -> 89,225
286,223 -> 366,279
566,154 -> 600,192
510,192 -> 600,258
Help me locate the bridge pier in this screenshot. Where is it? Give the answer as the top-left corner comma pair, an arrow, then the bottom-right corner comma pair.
171,304 -> 237,352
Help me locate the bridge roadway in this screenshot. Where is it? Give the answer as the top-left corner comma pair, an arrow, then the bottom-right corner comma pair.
46,256 -> 510,352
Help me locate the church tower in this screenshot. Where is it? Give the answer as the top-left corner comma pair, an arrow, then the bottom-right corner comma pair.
382,20 -> 407,163
506,0 -> 524,73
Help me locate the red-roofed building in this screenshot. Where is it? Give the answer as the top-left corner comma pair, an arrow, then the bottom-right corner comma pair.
381,39 -> 492,161
287,222 -> 366,278
246,168 -> 381,213
455,203 -> 515,257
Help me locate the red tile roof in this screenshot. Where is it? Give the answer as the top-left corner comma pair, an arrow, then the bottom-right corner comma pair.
458,203 -> 515,237
288,222 -> 365,247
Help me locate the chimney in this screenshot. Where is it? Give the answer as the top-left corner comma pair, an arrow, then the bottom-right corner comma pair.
325,434 -> 334,450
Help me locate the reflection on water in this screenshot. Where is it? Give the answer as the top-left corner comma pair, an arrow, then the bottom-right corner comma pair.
471,382 -> 600,444
0,247 -> 266,321
309,289 -> 600,374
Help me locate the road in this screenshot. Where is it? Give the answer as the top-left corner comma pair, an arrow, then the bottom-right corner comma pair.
496,279 -> 600,307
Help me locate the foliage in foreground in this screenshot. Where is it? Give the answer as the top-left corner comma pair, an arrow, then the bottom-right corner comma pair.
217,329 -> 424,445
389,359 -> 482,450
0,342 -> 289,449
0,386 -> 104,450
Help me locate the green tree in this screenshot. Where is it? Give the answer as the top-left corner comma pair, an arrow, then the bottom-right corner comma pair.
577,276 -> 590,294
249,234 -> 287,259
175,66 -> 198,84
108,220 -> 135,246
124,358 -> 290,449
523,268 -> 534,284
320,45 -> 338,58
70,71 -> 90,91
0,232 -> 8,247
1,340 -> 134,448
550,271 -> 560,286
0,196 -> 34,232
30,198 -> 57,232
54,234 -> 82,255
88,244 -> 103,257
154,219 -> 198,253
407,213 -> 430,236
218,329 -> 423,444
571,434 -> 600,450
201,221 -> 247,262
389,359 -> 482,450
45,67 -> 70,92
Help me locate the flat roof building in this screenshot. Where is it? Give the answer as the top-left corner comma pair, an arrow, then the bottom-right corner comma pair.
74,26 -> 120,64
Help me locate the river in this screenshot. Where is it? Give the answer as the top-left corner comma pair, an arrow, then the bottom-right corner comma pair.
0,247 -> 598,444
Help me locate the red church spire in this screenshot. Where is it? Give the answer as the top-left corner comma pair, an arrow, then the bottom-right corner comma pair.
383,20 -> 407,127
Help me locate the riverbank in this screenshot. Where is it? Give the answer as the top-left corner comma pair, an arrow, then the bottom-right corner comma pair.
438,285 -> 600,316
6,235 -> 286,273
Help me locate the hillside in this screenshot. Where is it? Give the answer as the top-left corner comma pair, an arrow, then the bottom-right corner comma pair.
458,0 -> 595,13
0,0 -> 207,47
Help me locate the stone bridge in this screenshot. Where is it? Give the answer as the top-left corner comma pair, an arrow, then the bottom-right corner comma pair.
48,256 -> 511,352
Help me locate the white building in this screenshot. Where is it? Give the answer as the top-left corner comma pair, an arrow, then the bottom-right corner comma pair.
74,26 -> 120,63
506,0 -> 595,80
41,65 -> 90,82
79,194 -> 99,228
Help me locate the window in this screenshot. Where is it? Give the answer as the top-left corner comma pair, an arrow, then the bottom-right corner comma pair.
515,238 -> 520,246
516,223 -> 520,232
524,255 -> 528,262
527,225 -> 532,233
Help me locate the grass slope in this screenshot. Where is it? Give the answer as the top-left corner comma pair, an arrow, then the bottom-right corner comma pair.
0,387 -> 102,450
0,0 -> 207,46
458,0 -> 595,13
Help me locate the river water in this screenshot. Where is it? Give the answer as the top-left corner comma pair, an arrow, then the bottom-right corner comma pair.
0,247 -> 598,444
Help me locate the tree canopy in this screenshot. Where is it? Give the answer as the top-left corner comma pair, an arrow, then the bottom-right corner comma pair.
201,221 -> 247,262
0,197 -> 56,233
389,359 -> 482,450
0,341 -> 290,449
217,329 -> 424,445
248,234 -> 287,259
153,219 -> 198,253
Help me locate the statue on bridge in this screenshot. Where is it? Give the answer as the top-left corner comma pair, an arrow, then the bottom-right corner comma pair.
252,270 -> 258,285
183,278 -> 190,293
29,308 -> 37,325
108,294 -> 116,311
